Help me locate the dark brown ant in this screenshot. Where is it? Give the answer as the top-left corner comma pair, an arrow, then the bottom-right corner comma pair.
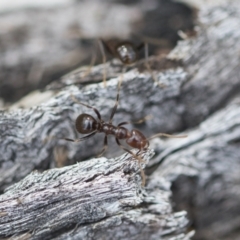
99,39 -> 165,88
98,39 -> 143,87
49,38 -> 162,89
65,78 -> 186,185
100,39 -> 144,65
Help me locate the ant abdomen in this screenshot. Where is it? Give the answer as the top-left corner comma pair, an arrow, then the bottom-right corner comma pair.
126,129 -> 148,150
75,114 -> 98,134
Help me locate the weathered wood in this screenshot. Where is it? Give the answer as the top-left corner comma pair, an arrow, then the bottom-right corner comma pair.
0,0 -> 193,104
1,0 -> 240,192
1,0 -> 240,239
152,96 -> 240,240
0,1 -> 142,103
0,68 -> 189,192
0,149 -> 193,239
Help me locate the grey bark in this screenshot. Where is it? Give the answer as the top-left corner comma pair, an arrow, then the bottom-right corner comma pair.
0,0 -> 192,104
0,1 -> 142,103
0,149 -> 194,239
152,96 -> 240,240
0,0 -> 240,239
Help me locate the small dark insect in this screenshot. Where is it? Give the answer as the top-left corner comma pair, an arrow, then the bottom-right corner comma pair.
100,39 -> 144,65
99,38 -> 164,88
98,39 -> 144,87
65,78 -> 186,185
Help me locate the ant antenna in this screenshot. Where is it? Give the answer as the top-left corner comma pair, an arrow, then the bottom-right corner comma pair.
98,39 -> 107,87
118,114 -> 153,127
81,49 -> 97,79
144,42 -> 165,88
64,131 -> 98,143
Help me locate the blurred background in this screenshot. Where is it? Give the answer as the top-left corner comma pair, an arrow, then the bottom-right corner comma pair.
0,0 -> 195,105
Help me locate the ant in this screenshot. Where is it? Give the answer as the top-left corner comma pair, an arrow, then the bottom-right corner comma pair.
49,38 -> 163,90
65,77 -> 186,185
99,38 -> 165,88
100,39 -> 144,65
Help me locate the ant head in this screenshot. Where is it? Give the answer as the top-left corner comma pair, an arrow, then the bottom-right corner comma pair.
75,114 -> 98,134
116,42 -> 137,65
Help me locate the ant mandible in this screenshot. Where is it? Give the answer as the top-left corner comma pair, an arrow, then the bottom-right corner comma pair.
65,77 -> 186,185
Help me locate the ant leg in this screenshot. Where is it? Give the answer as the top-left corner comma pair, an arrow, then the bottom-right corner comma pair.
109,76 -> 123,124
64,131 -> 97,142
97,135 -> 108,157
115,138 -> 146,186
98,39 -> 107,88
144,43 -> 165,88
71,95 -> 102,121
118,115 -> 153,127
136,42 -> 144,51
148,133 -> 187,141
132,114 -> 153,124
136,143 -> 149,156
118,121 -> 129,127
81,49 -> 97,78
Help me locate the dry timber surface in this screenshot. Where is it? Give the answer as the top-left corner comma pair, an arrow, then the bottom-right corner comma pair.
0,0 -> 240,239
